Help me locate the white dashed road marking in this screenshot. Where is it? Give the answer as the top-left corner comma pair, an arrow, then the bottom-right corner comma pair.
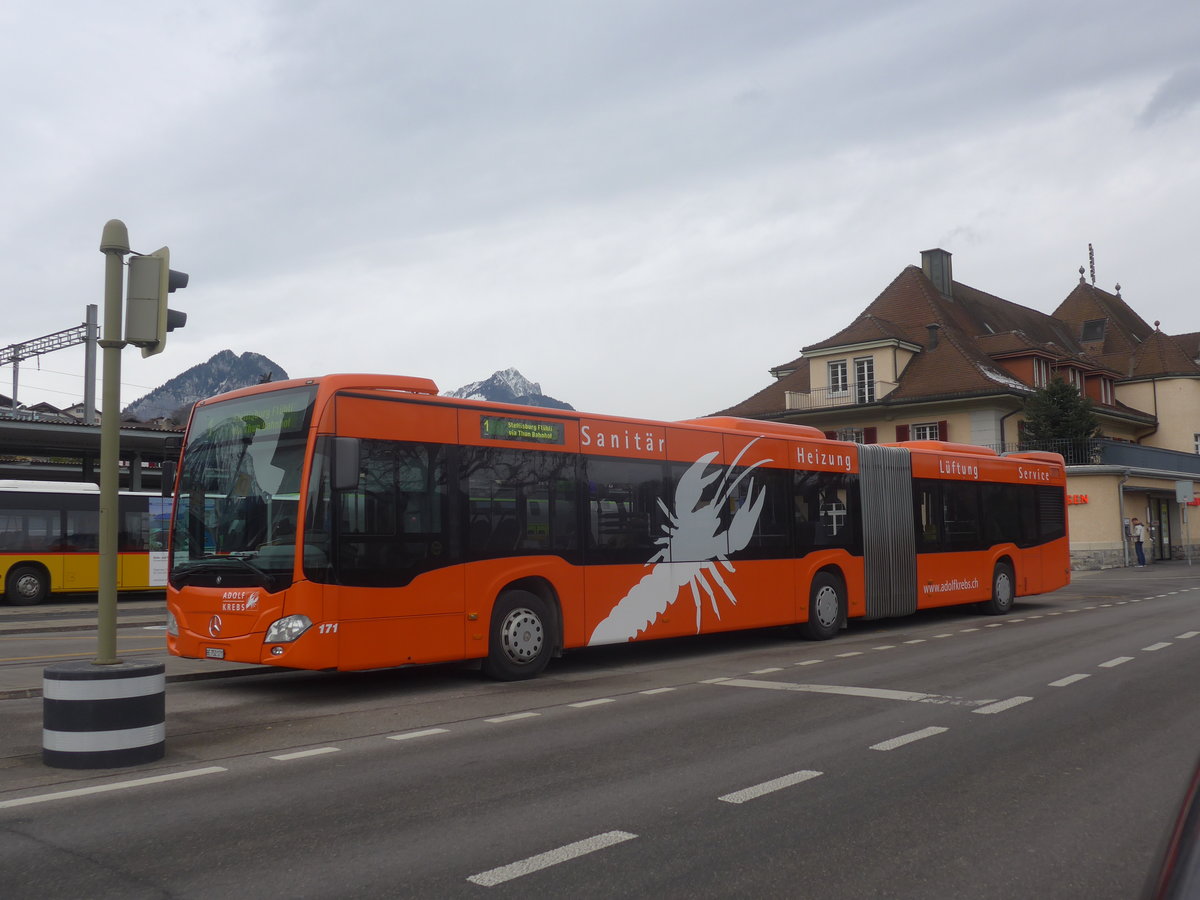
1099,657 -> 1134,668
1142,642 -> 1172,652
1049,674 -> 1090,687
387,728 -> 450,741
271,747 -> 339,761
870,727 -> 948,751
972,696 -> 1033,715
486,712 -> 541,724
468,831 -> 637,887
718,770 -> 822,804
0,766 -> 227,809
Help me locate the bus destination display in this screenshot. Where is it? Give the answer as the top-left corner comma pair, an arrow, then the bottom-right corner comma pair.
480,415 -> 565,445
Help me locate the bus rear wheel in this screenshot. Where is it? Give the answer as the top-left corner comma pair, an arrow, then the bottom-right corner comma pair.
481,590 -> 553,681
6,565 -> 48,606
800,572 -> 843,641
979,561 -> 1015,615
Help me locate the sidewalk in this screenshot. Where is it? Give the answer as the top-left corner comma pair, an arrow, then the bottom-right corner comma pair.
0,599 -> 264,700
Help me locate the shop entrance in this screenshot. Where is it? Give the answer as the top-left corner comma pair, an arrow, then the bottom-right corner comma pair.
1151,497 -> 1172,561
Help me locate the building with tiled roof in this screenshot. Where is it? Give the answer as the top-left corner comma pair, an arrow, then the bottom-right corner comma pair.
719,248 -> 1200,569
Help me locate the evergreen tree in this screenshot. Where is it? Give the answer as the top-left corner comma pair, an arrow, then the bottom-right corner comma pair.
1021,378 -> 1101,463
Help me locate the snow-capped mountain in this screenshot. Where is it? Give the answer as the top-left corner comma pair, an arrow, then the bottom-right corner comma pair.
444,368 -> 573,410
122,351 -> 289,422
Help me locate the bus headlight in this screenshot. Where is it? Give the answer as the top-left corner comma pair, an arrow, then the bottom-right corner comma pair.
166,609 -> 178,636
264,615 -> 313,644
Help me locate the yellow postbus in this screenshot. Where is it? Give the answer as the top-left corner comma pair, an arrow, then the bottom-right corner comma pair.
0,480 -> 170,605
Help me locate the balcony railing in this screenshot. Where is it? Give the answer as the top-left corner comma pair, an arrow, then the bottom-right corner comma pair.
986,439 -> 1200,476
785,381 -> 898,410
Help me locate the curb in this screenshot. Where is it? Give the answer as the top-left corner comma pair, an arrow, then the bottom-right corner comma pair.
0,620 -> 165,637
0,664 -> 270,702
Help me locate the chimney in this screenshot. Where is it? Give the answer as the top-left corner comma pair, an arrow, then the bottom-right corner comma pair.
920,248 -> 953,298
926,323 -> 941,348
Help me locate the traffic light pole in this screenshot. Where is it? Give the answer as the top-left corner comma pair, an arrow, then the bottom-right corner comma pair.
96,219 -> 130,664
41,220 -> 179,769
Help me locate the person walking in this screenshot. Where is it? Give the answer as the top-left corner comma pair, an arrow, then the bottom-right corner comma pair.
1132,517 -> 1147,567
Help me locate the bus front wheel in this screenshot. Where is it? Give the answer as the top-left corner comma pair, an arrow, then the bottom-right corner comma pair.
979,561 -> 1015,616
481,590 -> 553,681
800,572 -> 843,641
6,565 -> 48,606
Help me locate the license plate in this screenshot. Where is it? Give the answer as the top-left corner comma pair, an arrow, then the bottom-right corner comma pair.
205,647 -> 226,659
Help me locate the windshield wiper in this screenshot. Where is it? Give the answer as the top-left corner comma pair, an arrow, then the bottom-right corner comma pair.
173,554 -> 273,586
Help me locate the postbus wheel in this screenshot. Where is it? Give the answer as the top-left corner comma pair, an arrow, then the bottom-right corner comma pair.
979,561 -> 1015,616
481,590 -> 553,681
800,571 -> 843,641
6,565 -> 48,606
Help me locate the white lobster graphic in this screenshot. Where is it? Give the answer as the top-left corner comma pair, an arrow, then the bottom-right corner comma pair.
588,440 -> 771,645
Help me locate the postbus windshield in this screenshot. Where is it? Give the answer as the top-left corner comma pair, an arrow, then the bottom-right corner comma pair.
169,386 -> 317,592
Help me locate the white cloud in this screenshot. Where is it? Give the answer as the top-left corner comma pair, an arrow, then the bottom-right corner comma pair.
3,0 -> 1199,420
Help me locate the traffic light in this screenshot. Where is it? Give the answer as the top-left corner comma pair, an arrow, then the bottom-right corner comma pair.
124,246 -> 189,358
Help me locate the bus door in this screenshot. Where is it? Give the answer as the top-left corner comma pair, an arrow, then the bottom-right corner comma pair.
459,409 -> 585,648
331,395 -> 465,668
59,505 -> 97,591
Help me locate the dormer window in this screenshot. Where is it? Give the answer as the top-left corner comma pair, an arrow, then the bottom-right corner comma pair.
1081,318 -> 1107,342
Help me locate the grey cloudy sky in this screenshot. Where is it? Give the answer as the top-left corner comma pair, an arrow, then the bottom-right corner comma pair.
3,0 -> 1199,421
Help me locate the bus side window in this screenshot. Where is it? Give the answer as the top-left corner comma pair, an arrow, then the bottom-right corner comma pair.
0,516 -> 19,550
982,482 -> 1021,547
334,439 -> 450,587
119,511 -> 147,552
795,471 -> 860,555
3,509 -> 57,553
941,481 -> 982,551
463,447 -> 579,560
66,509 -> 100,552
585,458 -> 665,565
725,466 -> 790,559
914,480 -> 940,551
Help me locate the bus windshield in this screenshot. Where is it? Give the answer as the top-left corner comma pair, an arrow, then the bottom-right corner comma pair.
170,386 -> 317,592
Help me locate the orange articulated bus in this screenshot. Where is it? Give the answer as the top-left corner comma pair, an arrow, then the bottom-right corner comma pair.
165,375 -> 1070,680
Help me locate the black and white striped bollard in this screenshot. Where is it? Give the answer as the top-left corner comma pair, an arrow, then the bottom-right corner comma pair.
42,660 -> 166,769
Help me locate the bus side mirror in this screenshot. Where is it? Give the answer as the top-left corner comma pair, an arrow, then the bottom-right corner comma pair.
333,437 -> 361,491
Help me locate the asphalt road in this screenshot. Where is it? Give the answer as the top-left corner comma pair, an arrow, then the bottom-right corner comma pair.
0,565 -> 1198,898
